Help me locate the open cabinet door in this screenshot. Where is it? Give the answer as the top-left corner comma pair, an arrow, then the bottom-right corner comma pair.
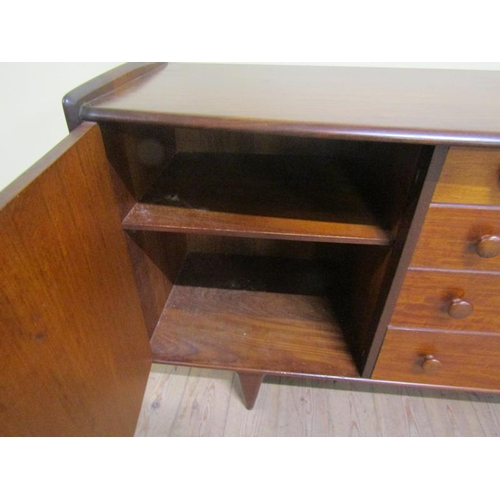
0,123 -> 151,436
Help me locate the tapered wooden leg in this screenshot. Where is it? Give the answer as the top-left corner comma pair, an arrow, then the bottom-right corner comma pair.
236,372 -> 265,410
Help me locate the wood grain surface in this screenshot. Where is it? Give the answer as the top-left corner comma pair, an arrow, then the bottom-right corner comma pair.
81,64 -> 500,146
142,153 -> 378,224
0,123 -> 151,436
124,203 -> 390,245
100,123 -> 178,217
411,205 -> 500,271
433,147 -> 500,204
361,146 -> 449,376
63,63 -> 166,131
150,253 -> 359,378
173,126 -> 427,234
99,123 -> 185,338
123,152 -> 390,245
373,327 -> 500,391
390,269 -> 500,332
125,231 -> 187,338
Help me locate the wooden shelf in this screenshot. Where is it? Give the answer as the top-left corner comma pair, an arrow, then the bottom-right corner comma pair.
123,153 -> 391,246
150,253 -> 360,378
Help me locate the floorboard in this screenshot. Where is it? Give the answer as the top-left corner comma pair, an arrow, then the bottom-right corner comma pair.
135,364 -> 500,437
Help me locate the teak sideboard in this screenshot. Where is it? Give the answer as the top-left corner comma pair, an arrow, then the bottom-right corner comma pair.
2,63 -> 500,436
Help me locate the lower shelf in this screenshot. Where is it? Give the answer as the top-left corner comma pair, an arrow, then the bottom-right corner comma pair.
150,253 -> 360,378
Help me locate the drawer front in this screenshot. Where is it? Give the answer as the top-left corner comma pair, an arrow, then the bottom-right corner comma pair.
411,205 -> 500,271
433,147 -> 500,205
372,327 -> 500,391
391,269 -> 500,332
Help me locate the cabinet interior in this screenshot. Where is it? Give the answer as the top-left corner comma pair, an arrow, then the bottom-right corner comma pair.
100,122 -> 434,377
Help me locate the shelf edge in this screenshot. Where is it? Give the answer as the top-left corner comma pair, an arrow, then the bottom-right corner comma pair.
123,203 -> 393,246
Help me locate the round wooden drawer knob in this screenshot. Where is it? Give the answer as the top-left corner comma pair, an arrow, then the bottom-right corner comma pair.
421,355 -> 442,374
476,235 -> 500,259
448,298 -> 473,319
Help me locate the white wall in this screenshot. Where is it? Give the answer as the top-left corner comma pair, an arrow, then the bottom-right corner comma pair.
0,63 -> 120,191
1,62 -> 500,192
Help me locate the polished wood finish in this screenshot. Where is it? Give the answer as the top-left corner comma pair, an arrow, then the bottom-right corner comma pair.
0,123 -> 151,436
411,205 -> 500,272
124,203 -> 390,245
100,123 -> 177,216
150,253 -> 359,378
173,128 -> 427,232
341,143 -> 429,232
122,138 -> 444,384
125,231 -> 186,338
124,153 -> 391,245
373,327 -> 500,391
63,63 -> 167,131
141,153 -> 380,227
433,147 -> 500,204
362,146 -> 448,376
81,64 -> 500,146
176,238 -> 400,378
371,121 -> 500,399
236,373 -> 265,410
174,128 -> 433,239
99,122 -> 186,338
390,269 -> 500,332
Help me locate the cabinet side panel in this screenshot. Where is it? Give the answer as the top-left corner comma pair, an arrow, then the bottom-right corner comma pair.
0,123 -> 151,436
100,123 -> 188,338
362,146 -> 449,376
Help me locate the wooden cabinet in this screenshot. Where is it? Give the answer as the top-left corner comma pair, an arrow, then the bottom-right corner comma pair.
2,63 -> 500,435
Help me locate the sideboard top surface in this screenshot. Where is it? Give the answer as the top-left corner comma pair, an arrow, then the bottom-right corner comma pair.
79,63 -> 500,146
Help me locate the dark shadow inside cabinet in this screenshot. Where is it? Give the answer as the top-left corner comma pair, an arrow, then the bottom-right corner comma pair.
100,122 -> 434,378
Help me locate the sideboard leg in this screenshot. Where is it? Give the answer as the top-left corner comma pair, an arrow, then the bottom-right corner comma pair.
236,372 -> 265,410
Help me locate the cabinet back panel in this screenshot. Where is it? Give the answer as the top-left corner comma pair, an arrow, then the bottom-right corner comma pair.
175,128 -> 426,232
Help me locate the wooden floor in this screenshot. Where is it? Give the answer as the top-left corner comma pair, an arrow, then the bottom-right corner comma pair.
135,364 -> 500,437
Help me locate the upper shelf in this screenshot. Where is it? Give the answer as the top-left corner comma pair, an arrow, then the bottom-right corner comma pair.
123,153 -> 391,245
65,63 -> 500,146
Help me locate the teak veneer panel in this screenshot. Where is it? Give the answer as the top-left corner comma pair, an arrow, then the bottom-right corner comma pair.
98,123 -> 186,339
0,123 -> 151,436
150,253 -> 359,378
433,147 -> 500,205
411,205 -> 500,272
124,204 -> 389,245
390,269 -> 500,333
81,63 -> 500,145
373,327 -> 500,391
